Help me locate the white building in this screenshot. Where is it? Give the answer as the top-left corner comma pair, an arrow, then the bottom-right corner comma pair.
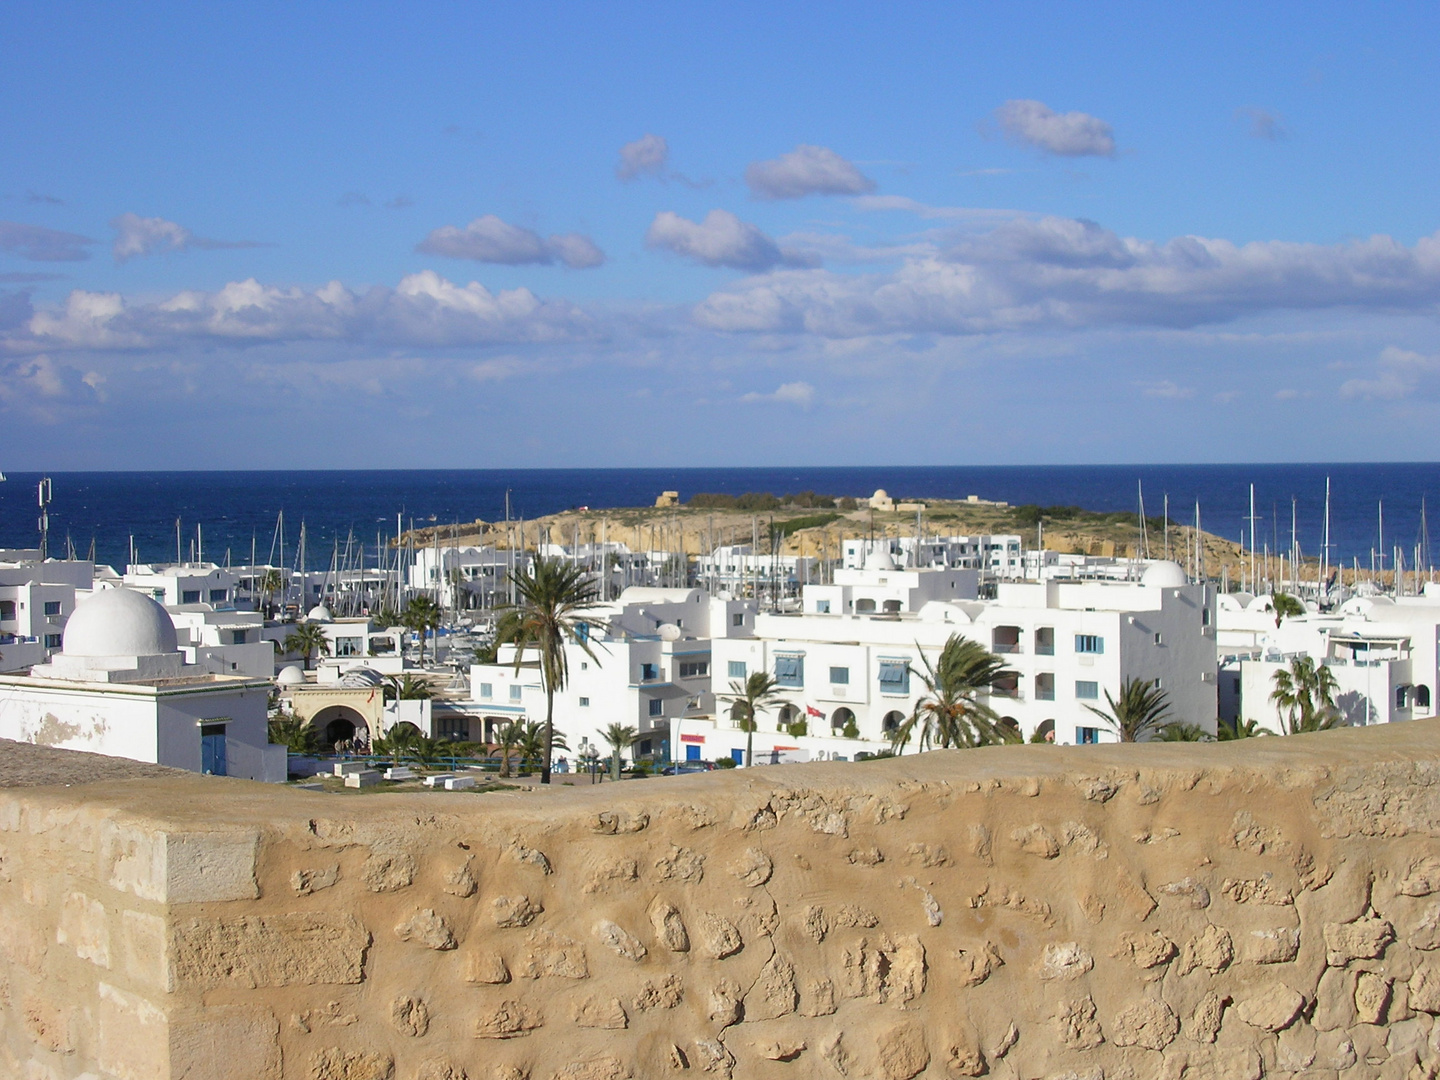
465,586 -> 757,763
1221,589 -> 1440,731
0,588 -> 283,781
700,560 -> 1217,762
124,562 -> 241,607
693,545 -> 820,599
0,553 -> 92,670
842,535 -> 1024,576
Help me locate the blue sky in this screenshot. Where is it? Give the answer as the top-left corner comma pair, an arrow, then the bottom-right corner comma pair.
3,1 -> 1440,468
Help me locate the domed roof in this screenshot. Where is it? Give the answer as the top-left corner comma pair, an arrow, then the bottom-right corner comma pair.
306,604 -> 333,623
866,547 -> 898,571
63,588 -> 178,658
1140,560 -> 1188,588
657,623 -> 682,642
276,664 -> 305,686
872,488 -> 889,500
338,666 -> 385,689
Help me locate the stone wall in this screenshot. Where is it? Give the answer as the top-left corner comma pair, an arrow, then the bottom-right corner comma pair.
4,722 -> 1440,1080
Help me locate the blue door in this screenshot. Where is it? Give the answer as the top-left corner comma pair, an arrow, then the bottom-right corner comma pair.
686,744 -> 701,761
731,748 -> 745,764
201,725 -> 228,775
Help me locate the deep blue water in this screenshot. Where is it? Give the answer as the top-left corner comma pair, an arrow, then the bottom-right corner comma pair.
1,466 -> 1438,572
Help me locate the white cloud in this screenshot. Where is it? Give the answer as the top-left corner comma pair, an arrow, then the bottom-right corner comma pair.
1340,346 -> 1440,400
693,218 -> 1440,338
110,213 -> 263,262
741,381 -> 815,406
416,215 -> 605,269
850,195 -> 1025,223
1140,380 -> 1195,399
994,100 -> 1117,158
0,221 -> 94,262
617,134 -> 668,180
646,210 -> 804,271
1237,106 -> 1286,141
745,145 -> 876,200
14,270 -> 590,352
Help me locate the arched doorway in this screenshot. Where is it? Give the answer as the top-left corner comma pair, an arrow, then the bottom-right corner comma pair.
999,716 -> 1020,741
777,704 -> 801,730
831,707 -> 856,734
311,705 -> 369,750
881,710 -> 905,734
1035,718 -> 1056,743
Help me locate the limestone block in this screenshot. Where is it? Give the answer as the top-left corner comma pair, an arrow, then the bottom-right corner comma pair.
732,847 -> 774,886
583,857 -> 638,895
96,982 -> 168,1080
515,929 -> 589,979
292,864 -> 340,895
876,1022 -> 929,1080
308,1048 -> 394,1079
1236,982 -> 1305,1032
474,1000 -> 542,1038
1110,998 -> 1179,1050
1187,991 -> 1227,1043
745,953 -> 798,1020
1315,1029 -> 1359,1070
801,976 -> 837,1016
1398,855 -> 1440,897
966,823 -> 992,864
464,952 -> 510,984
443,859 -> 477,897
755,1038 -> 806,1061
707,979 -> 743,1025
1323,914 -> 1395,965
554,1055 -> 631,1078
1056,995 -> 1105,1049
390,995 -> 430,1036
906,842 -> 950,867
443,776 -> 476,790
416,1058 -> 467,1080
57,890 -> 110,968
832,903 -> 879,929
944,1028 -> 986,1077
590,810 -> 649,834
492,895 -> 543,928
345,771 -> 381,788
1012,825 -> 1060,859
21,995 -> 74,1055
105,823 -> 259,903
1275,1022 -> 1318,1071
1115,929 -> 1176,969
170,1005 -> 282,1080
362,853 -> 415,893
1243,926 -> 1301,964
649,901 -> 689,951
594,920 -> 646,961
848,846 -> 885,866
119,908 -> 169,991
954,940 -> 1003,986
633,974 -> 683,1011
506,842 -> 552,874
1355,970 -> 1392,1025
697,913 -> 742,958
171,913 -> 370,987
1314,966 -> 1358,1030
654,844 -> 705,883
1177,924 -> 1233,975
395,908 -> 456,951
1410,959 -> 1440,1013
1411,903 -> 1440,951
1222,875 -> 1295,905
1038,941 -> 1094,981
572,995 -> 627,1029
291,1002 -> 359,1032
1159,877 -> 1211,909
920,890 -> 942,927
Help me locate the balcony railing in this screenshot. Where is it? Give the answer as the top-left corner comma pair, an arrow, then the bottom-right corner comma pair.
1035,644 -> 1055,656
992,643 -> 1021,654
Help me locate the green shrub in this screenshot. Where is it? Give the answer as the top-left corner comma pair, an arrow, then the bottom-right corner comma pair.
715,757 -> 737,769
842,719 -> 860,739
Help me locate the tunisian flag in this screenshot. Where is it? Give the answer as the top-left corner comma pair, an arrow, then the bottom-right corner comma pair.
805,705 -> 824,719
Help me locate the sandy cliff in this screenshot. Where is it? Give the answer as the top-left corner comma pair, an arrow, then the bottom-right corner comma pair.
3,724 -> 1440,1079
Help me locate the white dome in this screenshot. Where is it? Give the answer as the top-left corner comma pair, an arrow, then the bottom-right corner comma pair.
657,623 -> 682,642
276,664 -> 305,686
1140,560 -> 1188,588
866,548 -> 898,571
306,604 -> 333,623
338,666 -> 386,689
62,588 -> 178,658
872,488 -> 889,500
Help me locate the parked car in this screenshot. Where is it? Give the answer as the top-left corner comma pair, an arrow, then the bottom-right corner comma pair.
661,760 -> 717,775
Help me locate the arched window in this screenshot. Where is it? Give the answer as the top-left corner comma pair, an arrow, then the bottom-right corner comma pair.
880,710 -> 904,733
1417,685 -> 1432,709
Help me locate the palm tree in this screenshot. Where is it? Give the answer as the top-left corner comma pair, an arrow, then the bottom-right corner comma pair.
1269,655 -> 1342,734
1157,722 -> 1214,742
1086,677 -> 1172,742
283,623 -> 330,670
601,723 -> 638,781
373,721 -> 421,765
494,718 -> 525,778
403,596 -> 443,665
259,568 -> 285,618
1218,716 -> 1274,740
1271,592 -> 1306,628
894,635 -> 1016,752
723,671 -> 788,767
494,557 -> 602,784
384,673 -> 433,703
267,712 -> 318,754
516,719 -> 567,774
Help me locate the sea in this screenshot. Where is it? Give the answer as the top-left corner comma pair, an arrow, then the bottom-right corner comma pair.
1,465 -> 1438,573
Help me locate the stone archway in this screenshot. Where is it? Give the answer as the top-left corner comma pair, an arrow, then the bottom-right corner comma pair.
310,705 -> 369,750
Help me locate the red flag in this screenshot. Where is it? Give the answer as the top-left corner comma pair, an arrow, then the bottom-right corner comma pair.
806,704 -> 823,718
